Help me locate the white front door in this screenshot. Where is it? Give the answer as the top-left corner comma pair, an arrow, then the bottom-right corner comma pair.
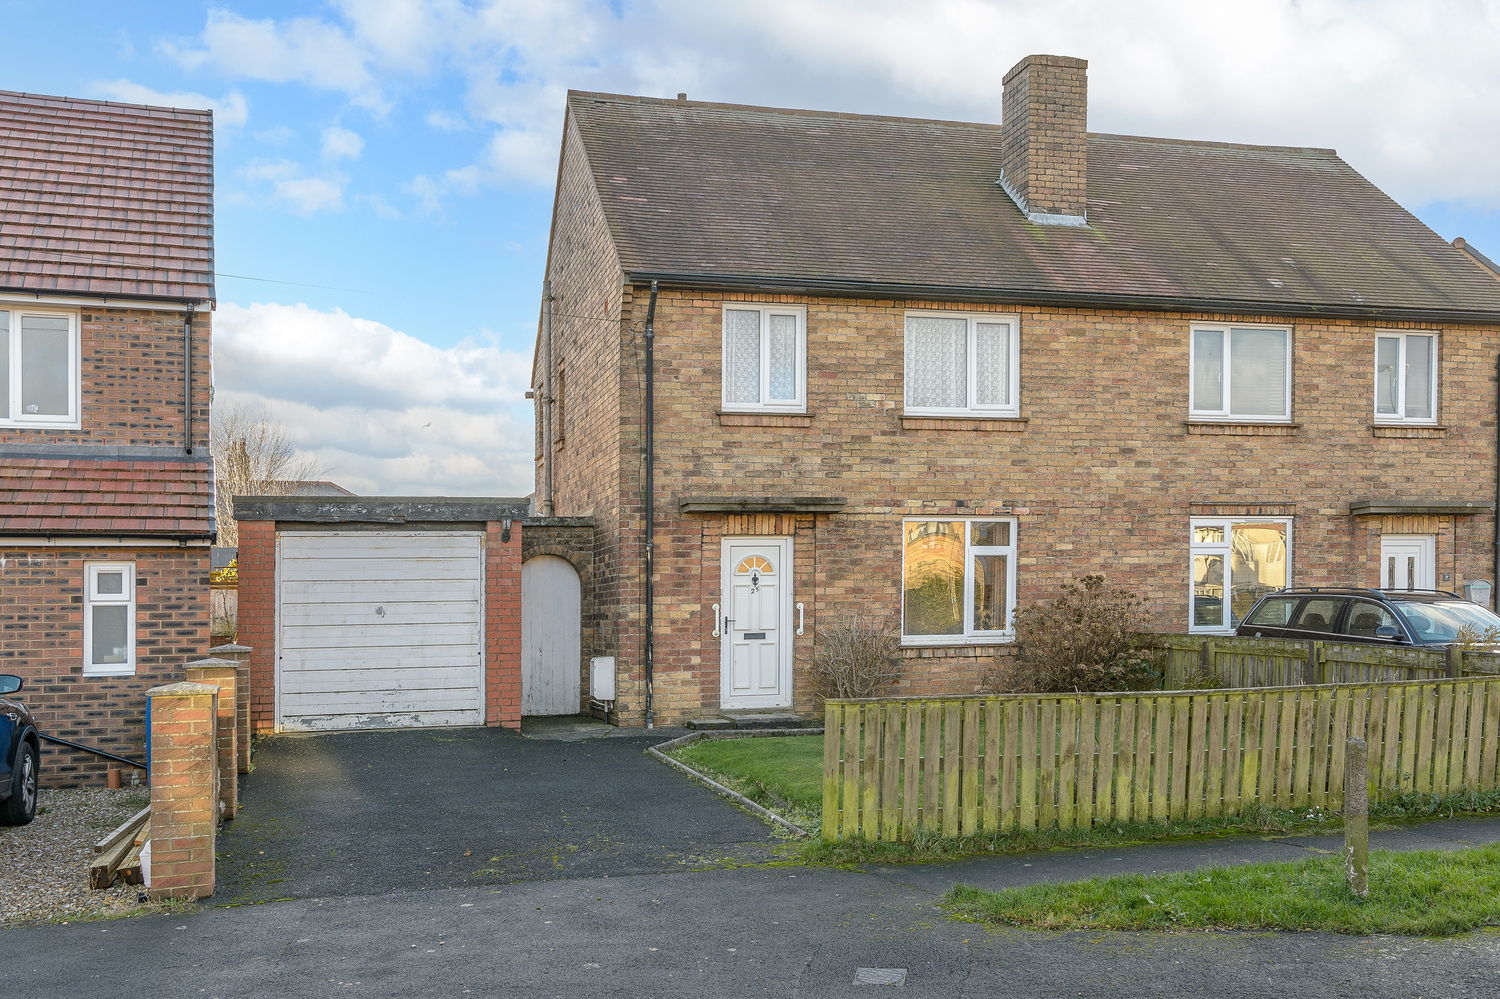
1380,535 -> 1436,591
721,538 -> 793,709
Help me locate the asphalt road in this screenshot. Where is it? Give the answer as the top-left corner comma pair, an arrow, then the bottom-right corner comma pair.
8,721 -> 1500,997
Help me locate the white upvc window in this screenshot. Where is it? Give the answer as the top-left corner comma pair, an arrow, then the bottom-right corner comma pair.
1189,519 -> 1291,633
0,308 -> 81,428
902,518 -> 1017,644
903,311 -> 1021,417
84,563 -> 136,676
1189,324 -> 1291,422
1375,332 -> 1437,423
721,304 -> 806,412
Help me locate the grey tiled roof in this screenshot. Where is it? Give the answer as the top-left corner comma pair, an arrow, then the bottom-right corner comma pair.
0,90 -> 214,302
568,92 -> 1500,320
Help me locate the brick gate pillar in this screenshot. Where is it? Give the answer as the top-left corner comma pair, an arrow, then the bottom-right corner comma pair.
486,519 -> 523,729
184,658 -> 239,819
207,642 -> 253,772
146,681 -> 220,901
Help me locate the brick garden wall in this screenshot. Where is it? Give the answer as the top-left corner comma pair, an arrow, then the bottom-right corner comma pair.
542,285 -> 1500,727
0,545 -> 209,786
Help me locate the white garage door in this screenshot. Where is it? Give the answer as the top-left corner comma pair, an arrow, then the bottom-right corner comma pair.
277,531 -> 484,732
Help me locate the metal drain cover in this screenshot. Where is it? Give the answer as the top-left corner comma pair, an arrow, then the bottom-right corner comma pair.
853,967 -> 908,986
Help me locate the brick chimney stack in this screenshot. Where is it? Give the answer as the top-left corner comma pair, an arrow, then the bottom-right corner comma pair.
999,54 -> 1089,227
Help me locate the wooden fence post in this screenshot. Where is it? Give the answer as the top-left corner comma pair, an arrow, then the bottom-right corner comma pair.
1445,646 -> 1462,679
1344,736 -> 1369,898
1305,640 -> 1319,684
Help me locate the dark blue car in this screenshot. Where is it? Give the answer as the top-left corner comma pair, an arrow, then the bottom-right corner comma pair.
1,674 -> 39,826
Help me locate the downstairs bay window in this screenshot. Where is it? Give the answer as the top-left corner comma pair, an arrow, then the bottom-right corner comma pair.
902,518 -> 1016,643
1190,519 -> 1290,632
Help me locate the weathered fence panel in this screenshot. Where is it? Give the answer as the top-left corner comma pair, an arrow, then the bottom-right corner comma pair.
1160,635 -> 1458,689
823,677 -> 1500,841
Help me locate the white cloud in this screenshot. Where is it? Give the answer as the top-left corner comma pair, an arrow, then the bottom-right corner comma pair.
425,108 -> 469,131
212,302 -> 535,496
254,124 -> 295,145
243,158 -> 346,214
321,125 -> 366,162
88,79 -> 249,127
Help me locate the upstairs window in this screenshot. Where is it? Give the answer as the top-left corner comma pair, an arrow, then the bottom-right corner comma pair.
0,308 -> 80,427
721,305 -> 805,412
1375,333 -> 1437,423
904,311 -> 1021,417
1190,324 -> 1290,422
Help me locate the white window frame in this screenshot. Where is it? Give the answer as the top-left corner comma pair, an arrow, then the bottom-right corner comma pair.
1373,332 -> 1439,425
1188,518 -> 1293,634
901,517 -> 1018,646
1188,323 -> 1292,423
902,310 -> 1022,417
720,304 -> 807,413
0,307 -> 82,428
83,562 -> 136,677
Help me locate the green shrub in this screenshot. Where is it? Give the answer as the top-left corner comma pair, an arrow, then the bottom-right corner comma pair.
995,574 -> 1163,693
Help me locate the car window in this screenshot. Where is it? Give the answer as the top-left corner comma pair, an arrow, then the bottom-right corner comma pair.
1340,601 -> 1401,640
1393,600 -> 1500,644
1244,596 -> 1298,627
1290,597 -> 1344,634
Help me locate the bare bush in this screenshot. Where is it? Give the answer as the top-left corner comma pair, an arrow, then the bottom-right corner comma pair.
807,615 -> 902,700
993,574 -> 1163,693
211,402 -> 323,545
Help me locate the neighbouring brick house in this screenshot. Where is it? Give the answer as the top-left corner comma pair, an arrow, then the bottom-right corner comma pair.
534,54 -> 1500,728
0,92 -> 215,783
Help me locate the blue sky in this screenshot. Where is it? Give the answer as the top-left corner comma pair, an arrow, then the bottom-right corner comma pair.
4,0 -> 1500,495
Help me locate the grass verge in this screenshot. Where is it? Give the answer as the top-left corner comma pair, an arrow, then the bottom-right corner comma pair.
667,735 -> 823,836
667,732 -> 1500,865
943,842 -> 1500,935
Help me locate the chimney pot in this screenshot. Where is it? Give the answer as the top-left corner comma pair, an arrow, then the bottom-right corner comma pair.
999,54 -> 1089,227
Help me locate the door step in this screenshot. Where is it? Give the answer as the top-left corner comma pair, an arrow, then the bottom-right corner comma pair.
686,712 -> 808,731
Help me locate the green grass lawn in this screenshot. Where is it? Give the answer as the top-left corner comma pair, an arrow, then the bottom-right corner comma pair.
671,735 -> 825,813
944,843 -> 1500,935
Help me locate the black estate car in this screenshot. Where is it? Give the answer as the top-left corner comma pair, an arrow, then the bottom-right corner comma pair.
1,674 -> 39,826
1235,588 -> 1500,648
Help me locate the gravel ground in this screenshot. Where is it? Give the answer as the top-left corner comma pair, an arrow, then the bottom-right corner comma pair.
0,786 -> 153,927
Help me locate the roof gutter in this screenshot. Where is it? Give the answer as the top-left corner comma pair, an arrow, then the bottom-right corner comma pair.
0,286 -> 214,311
625,271 -> 1500,326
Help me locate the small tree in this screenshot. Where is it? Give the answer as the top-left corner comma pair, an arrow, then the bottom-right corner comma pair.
210,402 -> 322,545
995,574 -> 1162,693
806,614 -> 902,700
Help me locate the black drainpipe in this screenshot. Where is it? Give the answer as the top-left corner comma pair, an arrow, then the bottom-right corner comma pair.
644,280 -> 659,730
183,306 -> 196,454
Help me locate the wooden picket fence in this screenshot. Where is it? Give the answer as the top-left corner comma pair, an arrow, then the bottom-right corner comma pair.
1156,634 -> 1500,689
822,677 -> 1500,842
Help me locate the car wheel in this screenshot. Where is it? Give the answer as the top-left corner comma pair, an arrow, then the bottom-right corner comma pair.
0,741 -> 38,826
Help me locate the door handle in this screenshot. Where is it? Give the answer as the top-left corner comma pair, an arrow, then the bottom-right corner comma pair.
712,603 -> 720,638
796,602 -> 805,636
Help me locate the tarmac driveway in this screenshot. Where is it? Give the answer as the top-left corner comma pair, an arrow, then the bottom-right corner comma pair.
216,723 -> 783,905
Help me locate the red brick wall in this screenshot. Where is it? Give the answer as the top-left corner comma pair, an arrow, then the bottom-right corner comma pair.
485,520 -> 522,728
236,520 -> 276,734
541,283 -> 1500,726
0,545 -> 209,786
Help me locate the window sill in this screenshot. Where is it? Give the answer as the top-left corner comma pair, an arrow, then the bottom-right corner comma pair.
1184,421 -> 1300,436
718,411 -> 813,428
82,667 -> 136,678
1371,423 -> 1447,438
901,415 -> 1028,432
900,637 -> 1014,657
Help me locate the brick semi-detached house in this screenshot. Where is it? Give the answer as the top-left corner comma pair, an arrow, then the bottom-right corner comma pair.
0,92 -> 215,783
534,54 -> 1500,728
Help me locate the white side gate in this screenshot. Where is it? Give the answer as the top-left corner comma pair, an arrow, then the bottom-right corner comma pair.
521,555 -> 582,716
